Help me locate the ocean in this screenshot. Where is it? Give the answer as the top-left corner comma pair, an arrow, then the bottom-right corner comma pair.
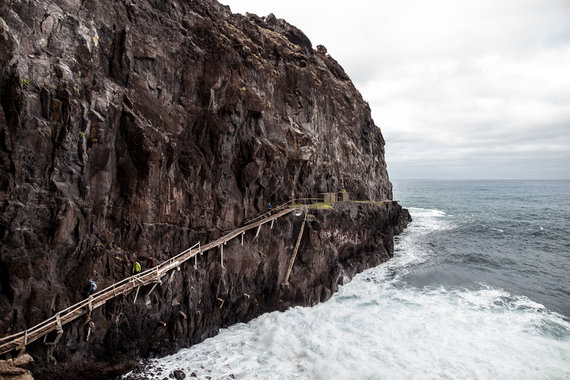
133,180 -> 570,379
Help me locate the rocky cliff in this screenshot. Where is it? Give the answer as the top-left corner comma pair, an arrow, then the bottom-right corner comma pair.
0,0 -> 407,378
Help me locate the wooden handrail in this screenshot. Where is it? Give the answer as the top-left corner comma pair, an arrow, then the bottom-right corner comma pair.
2,196 -> 395,354
0,198 -> 322,355
242,197 -> 323,225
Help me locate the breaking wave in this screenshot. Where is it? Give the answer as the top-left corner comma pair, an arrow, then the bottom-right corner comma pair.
133,207 -> 570,379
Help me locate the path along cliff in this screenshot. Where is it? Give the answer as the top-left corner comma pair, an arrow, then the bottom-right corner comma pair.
0,0 -> 409,378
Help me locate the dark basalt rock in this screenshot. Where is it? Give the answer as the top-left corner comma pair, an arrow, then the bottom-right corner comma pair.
0,0 -> 408,379
171,370 -> 186,379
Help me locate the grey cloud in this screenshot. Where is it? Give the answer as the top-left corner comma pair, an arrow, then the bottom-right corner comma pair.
223,0 -> 570,179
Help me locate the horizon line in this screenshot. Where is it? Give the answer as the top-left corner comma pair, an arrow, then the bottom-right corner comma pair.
390,178 -> 570,181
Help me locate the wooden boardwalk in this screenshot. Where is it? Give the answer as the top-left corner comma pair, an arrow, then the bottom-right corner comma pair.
0,199 -> 318,356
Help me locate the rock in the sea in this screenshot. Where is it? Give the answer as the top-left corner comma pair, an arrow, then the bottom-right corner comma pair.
171,369 -> 186,379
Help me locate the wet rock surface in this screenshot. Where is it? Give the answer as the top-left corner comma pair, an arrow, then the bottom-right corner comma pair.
0,353 -> 35,379
0,0 -> 407,378
171,369 -> 186,379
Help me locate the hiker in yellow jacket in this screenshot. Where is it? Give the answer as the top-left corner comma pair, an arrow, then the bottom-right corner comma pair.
133,261 -> 141,274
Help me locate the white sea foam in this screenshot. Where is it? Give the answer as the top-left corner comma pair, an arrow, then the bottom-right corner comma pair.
406,207 -> 450,231
133,208 -> 570,379
390,207 -> 454,273
138,284 -> 570,380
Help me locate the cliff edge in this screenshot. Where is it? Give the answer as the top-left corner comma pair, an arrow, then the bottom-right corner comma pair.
0,0 -> 408,378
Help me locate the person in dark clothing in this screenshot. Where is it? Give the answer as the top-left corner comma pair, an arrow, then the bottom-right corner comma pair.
87,279 -> 97,297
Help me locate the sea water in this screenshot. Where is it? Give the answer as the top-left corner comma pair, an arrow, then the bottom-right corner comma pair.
136,180 -> 570,379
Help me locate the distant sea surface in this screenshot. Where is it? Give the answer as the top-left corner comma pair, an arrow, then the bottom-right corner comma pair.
134,180 -> 570,379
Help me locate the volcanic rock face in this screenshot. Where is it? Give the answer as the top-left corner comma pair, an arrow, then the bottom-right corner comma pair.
0,0 -> 405,378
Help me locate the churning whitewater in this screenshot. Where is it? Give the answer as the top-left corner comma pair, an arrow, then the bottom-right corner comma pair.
134,185 -> 570,379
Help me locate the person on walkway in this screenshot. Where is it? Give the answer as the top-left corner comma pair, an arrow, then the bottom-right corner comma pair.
133,261 -> 141,274
147,257 -> 155,268
87,279 -> 97,297
268,202 -> 272,214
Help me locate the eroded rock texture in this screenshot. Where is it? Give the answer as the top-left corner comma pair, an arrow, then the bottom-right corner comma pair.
0,0 -> 405,378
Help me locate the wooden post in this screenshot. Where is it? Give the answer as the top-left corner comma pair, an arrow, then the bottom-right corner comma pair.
194,253 -> 198,269
53,313 -> 63,345
86,325 -> 91,342
283,208 -> 307,284
133,286 -> 140,304
147,282 -> 159,297
55,313 -> 62,334
241,232 -> 244,245
86,321 -> 94,342
270,219 -> 274,229
220,244 -> 224,268
255,224 -> 262,238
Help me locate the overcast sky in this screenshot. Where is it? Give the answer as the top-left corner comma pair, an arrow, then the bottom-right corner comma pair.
221,0 -> 570,180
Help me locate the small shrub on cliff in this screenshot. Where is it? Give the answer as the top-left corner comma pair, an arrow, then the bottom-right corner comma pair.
310,202 -> 333,210
356,200 -> 384,206
21,78 -> 30,87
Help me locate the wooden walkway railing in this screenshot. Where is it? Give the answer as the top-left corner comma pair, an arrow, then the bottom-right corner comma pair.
0,200 -> 319,356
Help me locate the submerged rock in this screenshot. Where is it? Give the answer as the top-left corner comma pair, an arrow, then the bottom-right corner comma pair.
0,0 -> 408,378
171,369 -> 186,379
